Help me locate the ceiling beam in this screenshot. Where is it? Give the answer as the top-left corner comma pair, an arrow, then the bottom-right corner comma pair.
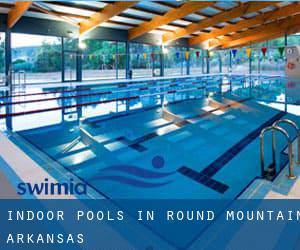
162,2 -> 274,44
32,3 -> 79,26
128,2 -> 214,40
7,1 -> 32,28
189,2 -> 300,46
221,14 -> 300,48
79,1 -> 136,36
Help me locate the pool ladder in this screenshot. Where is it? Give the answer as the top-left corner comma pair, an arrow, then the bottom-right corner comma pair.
260,119 -> 300,180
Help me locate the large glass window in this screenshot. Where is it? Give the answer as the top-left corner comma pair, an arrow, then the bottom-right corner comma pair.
209,51 -> 220,73
190,49 -> 203,75
129,43 -> 161,78
260,48 -> 285,75
117,42 -> 126,79
287,34 -> 300,46
11,33 -> 62,84
164,46 -> 187,76
231,48 -> 249,74
130,43 -> 152,78
251,37 -> 285,76
82,40 -> 118,80
0,33 -> 5,85
220,50 -> 230,73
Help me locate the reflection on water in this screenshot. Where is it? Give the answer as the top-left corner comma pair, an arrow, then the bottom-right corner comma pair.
0,75 -> 299,132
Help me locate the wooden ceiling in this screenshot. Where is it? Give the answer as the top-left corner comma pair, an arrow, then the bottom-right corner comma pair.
4,1 -> 300,49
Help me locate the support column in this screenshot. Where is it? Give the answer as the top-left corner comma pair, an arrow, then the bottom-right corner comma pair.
229,50 -> 232,73
206,50 -> 210,74
219,52 -> 222,73
5,29 -> 11,88
284,32 -> 288,112
160,45 -> 164,77
116,42 -> 119,79
61,37 -> 65,82
284,33 -> 288,47
77,51 -> 82,82
249,46 -> 252,75
186,46 -> 190,75
5,29 -> 12,130
125,41 -> 130,79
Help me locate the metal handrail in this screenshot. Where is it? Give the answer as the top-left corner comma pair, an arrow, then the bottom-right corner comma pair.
260,125 -> 296,180
273,119 -> 300,164
61,136 -> 81,154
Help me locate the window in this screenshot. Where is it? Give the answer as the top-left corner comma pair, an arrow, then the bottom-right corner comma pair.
130,43 -> 152,78
220,50 -> 230,73
190,49 -> 203,75
11,33 -> 62,84
231,48 -> 249,74
260,48 -> 285,76
164,46 -> 187,76
209,51 -> 220,73
130,43 -> 161,78
251,37 -> 286,76
117,42 -> 126,79
82,40 -> 117,80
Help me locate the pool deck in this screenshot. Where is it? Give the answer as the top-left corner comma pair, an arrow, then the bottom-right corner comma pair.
0,132 -> 93,199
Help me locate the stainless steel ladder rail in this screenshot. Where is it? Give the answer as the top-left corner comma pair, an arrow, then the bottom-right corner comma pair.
272,119 -> 300,165
260,125 -> 295,180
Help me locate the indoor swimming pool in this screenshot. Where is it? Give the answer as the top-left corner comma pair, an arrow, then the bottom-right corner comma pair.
1,74 -> 299,199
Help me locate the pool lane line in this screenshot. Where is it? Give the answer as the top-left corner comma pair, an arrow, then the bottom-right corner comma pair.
0,95 -> 140,118
0,81 -> 207,107
0,78 -> 250,116
0,87 -> 92,99
0,73 -> 235,100
0,73 -> 241,104
0,77 -> 234,107
0,90 -> 114,106
0,86 -> 207,118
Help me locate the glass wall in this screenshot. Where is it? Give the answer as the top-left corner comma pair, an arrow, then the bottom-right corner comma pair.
164,46 -> 187,76
209,51 -> 221,73
251,38 -> 285,75
190,49 -> 203,75
231,48 -> 249,74
287,34 -> 300,46
5,32 -> 300,85
82,40 -> 116,80
130,43 -> 152,78
0,33 -> 5,85
220,50 -> 230,73
117,42 -> 126,79
11,33 -> 62,84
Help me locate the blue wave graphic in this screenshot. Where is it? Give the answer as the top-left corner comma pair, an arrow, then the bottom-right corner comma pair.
91,175 -> 172,188
100,165 -> 175,178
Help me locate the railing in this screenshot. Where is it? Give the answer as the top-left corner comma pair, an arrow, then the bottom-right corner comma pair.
260,125 -> 295,180
272,119 -> 300,165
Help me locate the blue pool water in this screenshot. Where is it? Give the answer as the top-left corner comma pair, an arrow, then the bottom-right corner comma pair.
1,74 -> 300,199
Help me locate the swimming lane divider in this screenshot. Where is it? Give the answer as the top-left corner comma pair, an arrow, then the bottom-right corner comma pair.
0,81 -> 207,106
0,87 -> 92,99
0,86 -> 205,118
0,96 -> 140,118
